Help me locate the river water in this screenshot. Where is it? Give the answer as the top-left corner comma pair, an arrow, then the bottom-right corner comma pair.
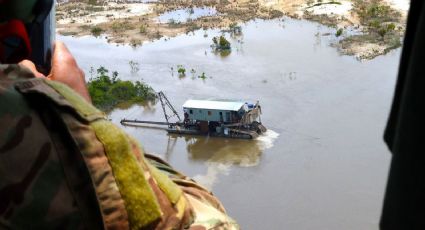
60,17 -> 400,230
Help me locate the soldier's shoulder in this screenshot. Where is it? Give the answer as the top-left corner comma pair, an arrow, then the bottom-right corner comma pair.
0,64 -> 36,81
0,64 -> 86,229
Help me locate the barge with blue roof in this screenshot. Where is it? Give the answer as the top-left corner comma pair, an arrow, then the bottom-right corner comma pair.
120,92 -> 266,139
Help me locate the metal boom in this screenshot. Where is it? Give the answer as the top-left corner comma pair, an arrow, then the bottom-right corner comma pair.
158,91 -> 181,124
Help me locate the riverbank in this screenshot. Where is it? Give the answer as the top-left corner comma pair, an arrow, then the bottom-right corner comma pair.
258,0 -> 408,59
57,0 -> 283,46
56,0 -> 408,59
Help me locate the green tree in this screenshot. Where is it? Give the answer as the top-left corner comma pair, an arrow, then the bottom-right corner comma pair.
212,36 -> 231,51
336,28 -> 343,37
177,65 -> 186,77
91,27 -> 103,37
88,66 -> 157,111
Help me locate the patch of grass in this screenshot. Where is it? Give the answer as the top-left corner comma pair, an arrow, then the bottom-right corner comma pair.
80,24 -> 91,30
384,37 -> 402,53
303,12 -> 339,28
198,72 -> 207,79
139,24 -> 148,34
87,0 -> 98,5
91,26 -> 103,37
149,30 -> 162,39
168,18 -> 186,28
111,20 -> 135,33
387,23 -> 396,31
109,6 -> 126,11
354,0 -> 401,31
59,3 -> 80,12
130,39 -> 142,47
85,5 -> 104,12
269,9 -> 284,18
336,28 -> 343,37
356,2 -> 392,22
185,22 -> 201,33
59,31 -> 78,36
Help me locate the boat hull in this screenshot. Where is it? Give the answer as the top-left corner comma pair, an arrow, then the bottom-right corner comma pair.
166,123 -> 266,139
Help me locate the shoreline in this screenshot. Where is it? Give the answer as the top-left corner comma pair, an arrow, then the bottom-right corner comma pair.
56,0 -> 409,60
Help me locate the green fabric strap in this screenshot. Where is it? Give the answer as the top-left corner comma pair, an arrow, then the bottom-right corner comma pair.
91,120 -> 162,229
128,137 -> 183,205
147,163 -> 182,204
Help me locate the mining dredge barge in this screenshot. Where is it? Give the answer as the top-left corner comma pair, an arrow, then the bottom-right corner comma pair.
120,92 -> 266,139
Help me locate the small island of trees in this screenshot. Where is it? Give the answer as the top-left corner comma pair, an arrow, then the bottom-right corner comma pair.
88,66 -> 157,111
212,35 -> 231,51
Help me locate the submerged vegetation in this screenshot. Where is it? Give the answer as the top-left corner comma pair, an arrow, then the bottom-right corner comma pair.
229,22 -> 242,32
336,28 -> 343,37
172,65 -> 210,80
212,35 -> 231,54
177,65 -> 186,77
198,72 -> 207,80
88,66 -> 157,111
90,26 -> 103,37
129,60 -> 140,74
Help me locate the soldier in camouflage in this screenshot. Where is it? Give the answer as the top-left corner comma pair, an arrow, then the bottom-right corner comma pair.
0,1 -> 239,229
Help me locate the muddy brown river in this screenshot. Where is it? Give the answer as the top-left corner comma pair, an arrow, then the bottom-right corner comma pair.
61,18 -> 401,229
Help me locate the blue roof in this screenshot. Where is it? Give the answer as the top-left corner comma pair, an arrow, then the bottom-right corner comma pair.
183,100 -> 245,111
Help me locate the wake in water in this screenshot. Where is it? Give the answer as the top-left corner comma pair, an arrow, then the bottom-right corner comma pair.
193,129 -> 279,189
256,129 -> 280,150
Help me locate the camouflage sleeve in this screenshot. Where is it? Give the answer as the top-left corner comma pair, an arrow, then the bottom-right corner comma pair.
0,64 -> 240,230
0,64 -> 102,229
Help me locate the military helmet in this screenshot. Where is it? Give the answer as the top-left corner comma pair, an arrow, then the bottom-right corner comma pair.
0,0 -> 54,65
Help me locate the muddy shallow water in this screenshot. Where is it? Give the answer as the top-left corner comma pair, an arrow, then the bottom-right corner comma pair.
157,7 -> 218,23
60,17 -> 400,229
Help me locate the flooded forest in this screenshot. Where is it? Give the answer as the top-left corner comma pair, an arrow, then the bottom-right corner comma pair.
56,0 -> 409,229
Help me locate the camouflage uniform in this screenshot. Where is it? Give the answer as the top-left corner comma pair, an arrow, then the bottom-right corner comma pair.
0,64 -> 239,230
